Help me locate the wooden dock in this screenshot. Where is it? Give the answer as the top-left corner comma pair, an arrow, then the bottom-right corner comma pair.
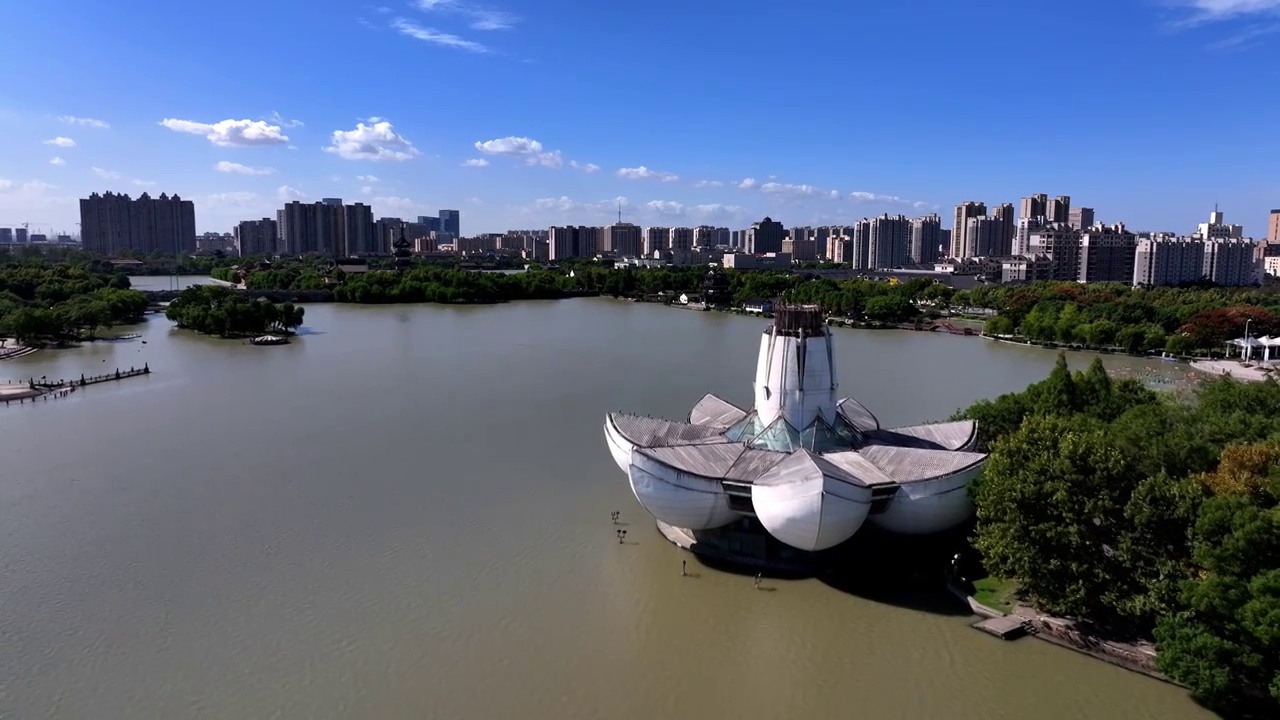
973,615 -> 1032,641
2,365 -> 152,406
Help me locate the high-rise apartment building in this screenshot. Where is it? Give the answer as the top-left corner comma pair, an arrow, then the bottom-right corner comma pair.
0,228 -> 11,244
965,216 -> 1005,258
1013,217 -> 1041,256
642,227 -> 670,256
669,227 -> 694,254
235,218 -> 279,257
1069,207 -> 1095,230
439,209 -> 460,239
993,203 -> 1016,256
866,214 -> 911,269
951,201 -> 986,258
909,214 -> 943,264
1196,208 -> 1244,240
782,238 -> 818,261
315,201 -> 344,256
12,228 -> 26,244
1134,237 -> 1205,287
344,203 -> 376,255
693,225 -> 728,248
549,226 -> 599,260
1047,196 -> 1071,224
1027,223 -> 1082,281
602,222 -> 642,257
80,191 -> 196,256
1203,238 -> 1257,286
278,202 -> 317,255
1268,209 -> 1280,244
747,217 -> 785,254
1079,224 -> 1136,283
1020,194 -> 1048,221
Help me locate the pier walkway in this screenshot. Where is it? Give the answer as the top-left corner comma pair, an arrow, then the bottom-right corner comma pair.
2,365 -> 152,406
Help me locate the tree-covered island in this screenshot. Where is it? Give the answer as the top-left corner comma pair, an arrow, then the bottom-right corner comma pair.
957,357 -> 1280,715
164,285 -> 304,338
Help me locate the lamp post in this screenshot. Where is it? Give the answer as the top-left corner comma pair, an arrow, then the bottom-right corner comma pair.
1245,319 -> 1253,361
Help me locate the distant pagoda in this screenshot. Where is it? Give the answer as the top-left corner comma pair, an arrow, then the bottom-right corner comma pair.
393,223 -> 413,271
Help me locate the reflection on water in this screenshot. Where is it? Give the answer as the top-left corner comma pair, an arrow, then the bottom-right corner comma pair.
0,297 -> 1214,720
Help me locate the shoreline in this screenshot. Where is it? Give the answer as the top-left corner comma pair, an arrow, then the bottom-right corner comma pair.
948,583 -> 1175,687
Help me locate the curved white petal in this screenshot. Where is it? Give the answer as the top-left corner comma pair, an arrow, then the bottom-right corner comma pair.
867,463 -> 983,534
627,452 -> 741,530
751,457 -> 871,551
603,416 -> 634,474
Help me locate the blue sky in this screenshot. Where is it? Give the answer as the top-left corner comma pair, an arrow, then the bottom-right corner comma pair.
1,0 -> 1278,237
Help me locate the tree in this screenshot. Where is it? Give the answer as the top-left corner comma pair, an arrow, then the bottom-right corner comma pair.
973,415 -> 1142,625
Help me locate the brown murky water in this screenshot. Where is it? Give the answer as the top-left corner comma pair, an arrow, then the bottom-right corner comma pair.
0,287 -> 1213,719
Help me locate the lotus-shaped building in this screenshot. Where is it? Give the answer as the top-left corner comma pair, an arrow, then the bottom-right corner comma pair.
603,305 -> 987,555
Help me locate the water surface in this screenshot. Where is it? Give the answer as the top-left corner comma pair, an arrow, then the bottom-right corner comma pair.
0,294 -> 1212,719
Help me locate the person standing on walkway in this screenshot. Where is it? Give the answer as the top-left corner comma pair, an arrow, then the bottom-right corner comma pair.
753,573 -> 761,590
681,560 -> 687,577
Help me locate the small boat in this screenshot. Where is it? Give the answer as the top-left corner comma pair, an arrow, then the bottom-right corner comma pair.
250,335 -> 289,346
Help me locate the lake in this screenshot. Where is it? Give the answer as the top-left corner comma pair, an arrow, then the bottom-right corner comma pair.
0,285 -> 1213,719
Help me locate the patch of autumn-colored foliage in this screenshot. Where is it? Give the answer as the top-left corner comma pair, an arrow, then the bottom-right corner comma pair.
1177,306 -> 1279,348
1197,441 -> 1280,497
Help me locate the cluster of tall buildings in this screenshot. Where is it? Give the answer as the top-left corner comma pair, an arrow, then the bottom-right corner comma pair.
78,191 -> 197,256
66,185 -> 1280,290
234,202 -> 461,257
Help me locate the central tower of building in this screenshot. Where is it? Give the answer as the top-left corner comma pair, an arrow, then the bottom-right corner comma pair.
752,305 -> 837,430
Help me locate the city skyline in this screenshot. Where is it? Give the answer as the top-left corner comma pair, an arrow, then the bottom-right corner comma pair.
2,0 -> 1278,235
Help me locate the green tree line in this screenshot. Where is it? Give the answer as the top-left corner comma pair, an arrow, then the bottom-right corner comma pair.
969,282 -> 1280,356
957,357 -> 1280,713
0,264 -> 147,344
165,285 -> 304,337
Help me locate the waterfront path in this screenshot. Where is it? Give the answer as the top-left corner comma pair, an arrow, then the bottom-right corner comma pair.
1190,359 -> 1273,383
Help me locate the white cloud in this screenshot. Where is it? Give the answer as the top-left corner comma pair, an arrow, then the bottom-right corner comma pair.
848,191 -> 934,210
277,185 -> 308,201
474,136 -> 564,168
58,115 -> 109,129
391,17 -> 489,53
91,166 -> 121,180
0,179 -> 71,213
360,186 -> 375,195
372,195 -> 422,214
206,191 -> 259,206
645,200 -> 685,216
694,180 -> 723,188
1174,0 -> 1280,26
325,118 -> 421,161
1205,21 -> 1280,48
132,179 -> 156,188
569,160 -> 600,173
44,136 -> 75,148
617,166 -> 680,182
412,0 -> 519,30
475,136 -> 541,154
530,196 -> 629,214
267,111 -> 304,128
356,174 -> 380,182
469,196 -> 483,204
759,182 -> 838,198
462,158 -> 490,167
216,161 -> 275,176
49,156 -> 65,166
736,178 -> 757,189
160,118 -> 289,146
689,203 -> 747,218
